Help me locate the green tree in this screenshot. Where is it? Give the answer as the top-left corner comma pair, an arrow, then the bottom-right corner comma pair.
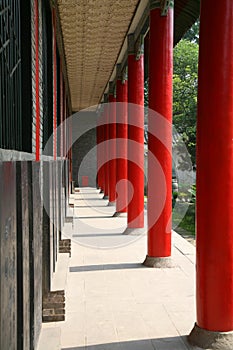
173,39 -> 199,165
183,19 -> 200,44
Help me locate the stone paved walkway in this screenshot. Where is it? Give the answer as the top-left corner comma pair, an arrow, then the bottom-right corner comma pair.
38,188 -> 201,350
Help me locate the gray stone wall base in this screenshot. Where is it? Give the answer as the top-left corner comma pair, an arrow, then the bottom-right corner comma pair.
188,323 -> 233,350
143,255 -> 175,268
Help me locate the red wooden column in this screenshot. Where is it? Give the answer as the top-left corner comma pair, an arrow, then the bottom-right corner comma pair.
144,0 -> 173,267
96,108 -> 100,188
60,64 -> 64,159
52,8 -> 57,160
63,94 -> 67,159
103,93 -> 109,198
189,1 -> 233,348
115,64 -> 128,216
108,82 -> 117,205
97,104 -> 105,191
34,0 -> 40,161
127,34 -> 144,229
68,117 -> 73,193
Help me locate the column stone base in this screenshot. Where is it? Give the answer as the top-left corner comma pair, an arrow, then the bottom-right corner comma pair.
108,201 -> 116,207
123,227 -> 146,236
188,323 -> 233,350
103,195 -> 109,199
143,255 -> 175,268
113,212 -> 127,218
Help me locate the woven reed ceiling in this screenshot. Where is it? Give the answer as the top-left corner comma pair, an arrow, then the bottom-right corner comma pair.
57,0 -> 140,111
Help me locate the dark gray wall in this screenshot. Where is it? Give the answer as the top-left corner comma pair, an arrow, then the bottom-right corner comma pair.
0,158 -> 68,350
0,162 -> 17,350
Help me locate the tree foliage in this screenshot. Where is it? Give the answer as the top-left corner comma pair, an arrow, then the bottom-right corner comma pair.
173,39 -> 199,165
183,19 -> 200,44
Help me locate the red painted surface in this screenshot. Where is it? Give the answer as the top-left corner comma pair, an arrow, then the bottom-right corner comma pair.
52,9 -> 57,160
196,0 -> 233,332
147,7 -> 173,257
96,113 -> 101,188
63,95 -> 66,159
104,102 -> 109,196
108,94 -> 117,202
34,0 -> 40,161
69,119 -> 72,186
116,79 -> 128,213
97,110 -> 104,190
60,64 -> 63,158
99,114 -> 104,193
63,82 -> 66,158
128,54 -> 144,227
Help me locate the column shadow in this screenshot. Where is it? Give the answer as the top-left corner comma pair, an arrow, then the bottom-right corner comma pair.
61,335 -> 195,349
69,262 -> 146,273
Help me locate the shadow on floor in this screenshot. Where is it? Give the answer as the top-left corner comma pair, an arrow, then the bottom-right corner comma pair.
74,205 -> 109,208
73,197 -> 105,200
75,192 -> 102,194
72,233 -> 125,238
72,216 -> 115,219
61,335 -> 196,350
69,262 -> 146,273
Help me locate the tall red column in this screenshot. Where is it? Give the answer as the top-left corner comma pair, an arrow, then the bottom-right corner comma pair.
115,64 -> 128,215
63,95 -> 67,159
108,82 -> 117,205
189,1 -> 233,348
97,106 -> 105,191
69,118 -> 73,192
60,64 -> 64,159
127,34 -> 144,229
103,93 -> 109,198
96,110 -> 101,188
52,8 -> 57,161
144,1 -> 173,267
35,0 -> 40,161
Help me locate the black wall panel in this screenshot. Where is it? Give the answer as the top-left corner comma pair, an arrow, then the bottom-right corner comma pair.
16,162 -> 30,350
0,162 -> 17,350
28,162 -> 42,350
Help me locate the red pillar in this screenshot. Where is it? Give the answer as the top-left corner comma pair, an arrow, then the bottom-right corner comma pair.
69,118 -> 72,191
52,8 -> 57,161
108,82 -> 117,204
144,1 -> 173,266
116,64 -> 128,214
34,0 -> 40,161
60,64 -> 64,159
127,34 -> 144,228
63,94 -> 67,159
97,105 -> 105,191
96,108 -> 101,189
103,94 -> 109,198
189,0 -> 233,348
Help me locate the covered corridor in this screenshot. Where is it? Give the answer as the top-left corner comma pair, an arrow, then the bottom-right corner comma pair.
0,0 -> 233,349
